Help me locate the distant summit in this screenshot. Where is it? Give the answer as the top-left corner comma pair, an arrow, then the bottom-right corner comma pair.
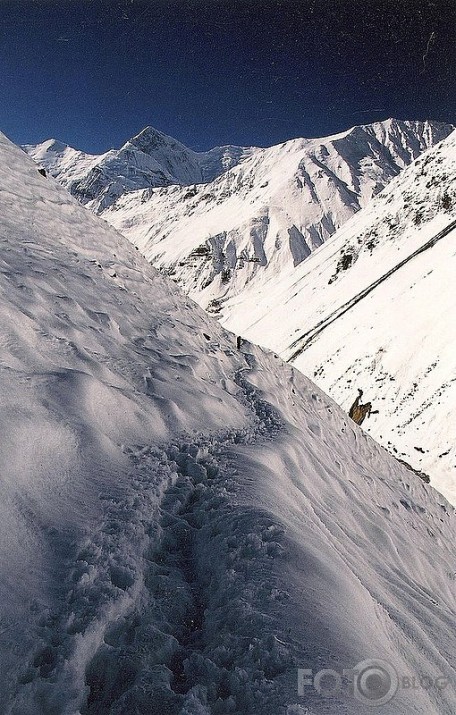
128,125 -> 188,153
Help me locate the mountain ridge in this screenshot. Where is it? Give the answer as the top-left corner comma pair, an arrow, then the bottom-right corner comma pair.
23,125 -> 255,211
96,117 -> 453,306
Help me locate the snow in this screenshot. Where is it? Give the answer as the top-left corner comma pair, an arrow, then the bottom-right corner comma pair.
77,119 -> 452,312
2,131 -> 456,715
26,118 -> 456,504
229,129 -> 456,506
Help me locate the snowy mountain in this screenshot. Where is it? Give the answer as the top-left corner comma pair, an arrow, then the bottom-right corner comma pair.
23,126 -> 254,212
24,120 -> 452,315
2,132 -> 456,714
228,128 -> 456,507
25,119 -> 452,310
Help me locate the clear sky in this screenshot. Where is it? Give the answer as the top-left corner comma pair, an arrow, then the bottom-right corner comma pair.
1,0 -> 455,153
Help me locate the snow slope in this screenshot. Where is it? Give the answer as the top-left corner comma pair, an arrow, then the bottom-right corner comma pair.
2,132 -> 456,714
229,129 -> 456,507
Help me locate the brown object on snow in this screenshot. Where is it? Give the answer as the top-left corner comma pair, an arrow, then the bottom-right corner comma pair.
349,389 -> 374,425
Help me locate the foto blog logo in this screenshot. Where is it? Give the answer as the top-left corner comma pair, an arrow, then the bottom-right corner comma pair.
298,658 -> 449,707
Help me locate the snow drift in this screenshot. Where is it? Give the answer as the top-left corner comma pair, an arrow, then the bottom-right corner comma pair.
1,132 -> 455,714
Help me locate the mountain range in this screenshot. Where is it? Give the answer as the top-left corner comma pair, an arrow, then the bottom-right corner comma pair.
23,128 -> 254,212
24,120 -> 452,305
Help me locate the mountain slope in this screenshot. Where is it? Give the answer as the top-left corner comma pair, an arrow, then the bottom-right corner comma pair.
3,131 -> 456,715
229,129 -> 456,506
89,119 -> 453,307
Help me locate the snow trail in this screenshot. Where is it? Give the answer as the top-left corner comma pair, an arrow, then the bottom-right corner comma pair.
11,348 -> 455,715
9,352 -> 292,715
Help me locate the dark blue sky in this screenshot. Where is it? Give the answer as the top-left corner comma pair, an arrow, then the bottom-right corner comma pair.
1,0 -> 455,153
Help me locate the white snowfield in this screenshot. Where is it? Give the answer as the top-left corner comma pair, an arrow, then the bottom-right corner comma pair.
228,129 -> 456,507
1,132 -> 455,714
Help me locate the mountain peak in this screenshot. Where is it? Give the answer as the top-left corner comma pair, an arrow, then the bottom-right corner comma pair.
22,138 -> 69,155
127,125 -> 187,154
43,138 -> 69,153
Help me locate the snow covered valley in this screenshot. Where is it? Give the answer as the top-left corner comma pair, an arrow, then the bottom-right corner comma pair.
1,132 -> 455,714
